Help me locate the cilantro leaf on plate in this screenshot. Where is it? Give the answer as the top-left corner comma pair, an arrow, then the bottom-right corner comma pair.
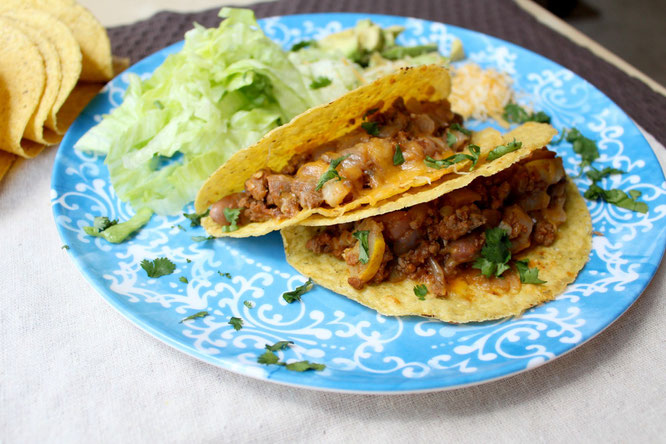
179,310 -> 209,323
486,140 -> 522,162
140,257 -> 176,278
514,259 -> 546,284
282,278 -> 314,303
183,209 -> 209,227
228,316 -> 243,331
265,341 -> 293,351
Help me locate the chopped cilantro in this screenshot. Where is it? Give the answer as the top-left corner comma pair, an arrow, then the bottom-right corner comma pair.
363,108 -> 379,119
585,167 -> 624,183
393,144 -> 405,166
352,230 -> 370,265
172,224 -> 185,231
265,341 -> 293,351
425,144 -> 480,170
244,300 -> 254,309
218,271 -> 232,279
473,227 -> 512,278
61,245 -> 69,250
140,257 -> 176,278
446,131 -> 457,147
285,361 -> 326,372
515,259 -> 546,284
191,235 -> 214,242
282,278 -> 314,303
228,316 -> 243,331
449,123 -> 471,136
361,121 -> 381,136
310,76 -> 332,89
220,208 -> 241,233
584,185 -> 648,213
256,349 -> 325,372
413,284 -> 428,300
179,311 -> 209,323
290,40 -> 313,51
257,351 -> 280,365
487,140 -> 523,162
503,103 -> 551,124
179,276 -> 189,283
315,154 -> 350,191
565,128 -> 599,167
186,258 -> 192,263
183,209 -> 209,227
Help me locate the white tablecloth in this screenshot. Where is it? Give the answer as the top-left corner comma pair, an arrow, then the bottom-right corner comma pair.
2,2 -> 665,441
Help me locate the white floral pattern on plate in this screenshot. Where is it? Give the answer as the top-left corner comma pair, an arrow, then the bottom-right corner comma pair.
51,13 -> 666,393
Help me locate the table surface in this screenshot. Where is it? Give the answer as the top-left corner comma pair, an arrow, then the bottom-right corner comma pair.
2,1 -> 664,442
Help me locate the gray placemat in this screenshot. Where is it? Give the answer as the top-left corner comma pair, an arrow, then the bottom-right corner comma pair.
107,0 -> 666,145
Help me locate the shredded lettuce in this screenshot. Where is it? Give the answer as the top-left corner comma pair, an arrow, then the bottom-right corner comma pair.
75,8 -> 352,215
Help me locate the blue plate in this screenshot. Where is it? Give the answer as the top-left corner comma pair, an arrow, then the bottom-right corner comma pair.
51,13 -> 666,393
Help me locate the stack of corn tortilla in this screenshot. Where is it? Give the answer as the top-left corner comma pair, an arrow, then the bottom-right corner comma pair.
0,0 -> 127,182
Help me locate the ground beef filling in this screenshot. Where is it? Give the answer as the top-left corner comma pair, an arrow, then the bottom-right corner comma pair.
306,148 -> 568,296
210,97 -> 467,228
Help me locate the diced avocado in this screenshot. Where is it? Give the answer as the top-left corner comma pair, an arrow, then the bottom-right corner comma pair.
381,25 -> 405,48
318,28 -> 359,57
449,38 -> 465,62
356,22 -> 384,52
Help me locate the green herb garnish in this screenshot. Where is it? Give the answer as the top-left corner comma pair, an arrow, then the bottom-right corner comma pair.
179,310 -> 209,323
352,230 -> 370,265
61,245 -> 70,250
565,128 -> 599,167
425,144 -> 481,170
446,131 -> 457,146
361,121 -> 381,136
393,144 -> 405,166
503,103 -> 551,124
290,40 -> 313,51
413,284 -> 428,300
449,123 -> 471,136
220,208 -> 241,233
473,227 -> 512,278
265,341 -> 293,352
244,300 -> 254,309
218,271 -> 232,279
183,209 -> 209,227
584,185 -> 648,213
257,350 -> 325,372
140,257 -> 176,278
585,167 -> 624,183
186,258 -> 192,263
228,316 -> 243,331
310,76 -> 332,89
282,278 -> 314,303
191,235 -> 215,242
179,276 -> 189,283
315,154 -> 350,191
515,259 -> 546,284
363,108 -> 379,119
486,140 -> 523,162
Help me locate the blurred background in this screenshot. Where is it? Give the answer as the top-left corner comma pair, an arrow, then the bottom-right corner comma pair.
537,0 -> 666,86
80,0 -> 665,87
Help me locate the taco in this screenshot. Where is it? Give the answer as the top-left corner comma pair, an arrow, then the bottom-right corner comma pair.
281,138 -> 592,323
195,65 -> 560,237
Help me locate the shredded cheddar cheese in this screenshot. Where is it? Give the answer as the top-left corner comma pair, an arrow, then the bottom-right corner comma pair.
449,63 -> 514,122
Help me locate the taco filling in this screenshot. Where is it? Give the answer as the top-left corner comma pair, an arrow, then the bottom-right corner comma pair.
208,96 -> 471,229
303,147 -> 567,296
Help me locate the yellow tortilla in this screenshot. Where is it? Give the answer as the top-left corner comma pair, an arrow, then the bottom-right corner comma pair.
0,21 -> 46,158
2,8 -> 82,135
282,178 -> 592,323
0,17 -> 62,145
0,0 -> 113,82
0,151 -> 17,182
